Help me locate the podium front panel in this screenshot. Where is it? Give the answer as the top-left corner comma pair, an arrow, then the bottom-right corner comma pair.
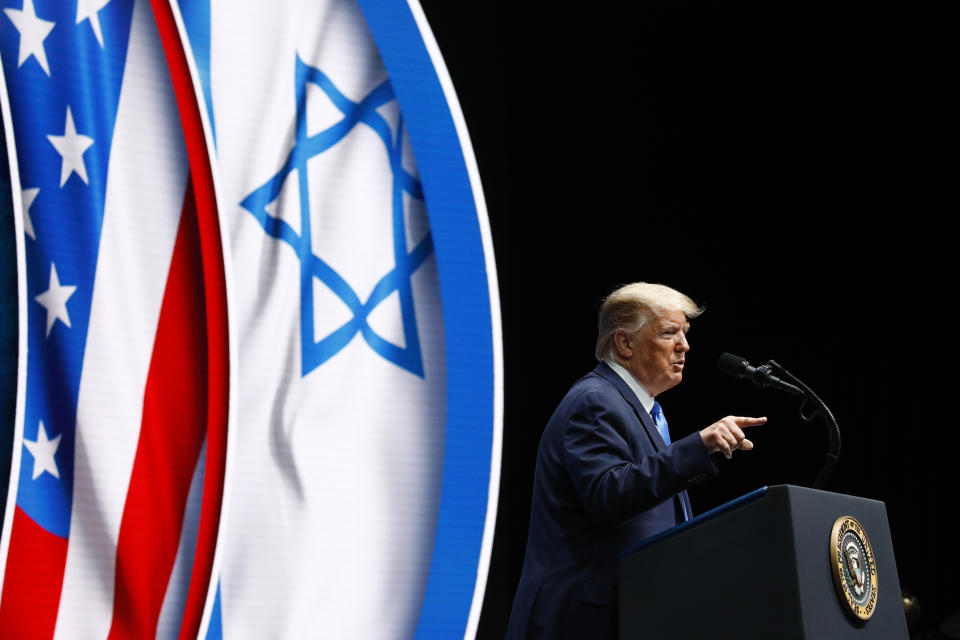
620,485 -> 908,639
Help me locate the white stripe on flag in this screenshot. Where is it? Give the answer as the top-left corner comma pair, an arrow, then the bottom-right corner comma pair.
156,441 -> 205,640
54,0 -> 188,636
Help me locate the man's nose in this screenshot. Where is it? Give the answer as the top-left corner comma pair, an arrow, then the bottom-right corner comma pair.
677,332 -> 690,351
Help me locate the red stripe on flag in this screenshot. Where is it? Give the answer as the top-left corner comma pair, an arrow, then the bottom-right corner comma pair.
0,507 -> 69,638
107,183 -> 207,639
149,3 -> 230,638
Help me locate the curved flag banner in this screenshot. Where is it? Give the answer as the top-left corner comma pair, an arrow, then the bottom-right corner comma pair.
172,0 -> 502,637
0,0 -> 229,637
0,0 -> 500,638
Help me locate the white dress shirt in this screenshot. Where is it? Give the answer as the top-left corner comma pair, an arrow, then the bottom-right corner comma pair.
603,358 -> 655,416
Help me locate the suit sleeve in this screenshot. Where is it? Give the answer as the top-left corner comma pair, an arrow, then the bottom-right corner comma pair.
560,389 -> 717,523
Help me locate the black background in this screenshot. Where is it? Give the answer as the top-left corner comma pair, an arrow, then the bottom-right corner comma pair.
416,2 -> 959,638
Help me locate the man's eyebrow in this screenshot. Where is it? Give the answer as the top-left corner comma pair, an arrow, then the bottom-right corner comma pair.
658,321 -> 690,332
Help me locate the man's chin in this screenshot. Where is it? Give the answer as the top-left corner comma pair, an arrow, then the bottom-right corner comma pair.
661,376 -> 682,393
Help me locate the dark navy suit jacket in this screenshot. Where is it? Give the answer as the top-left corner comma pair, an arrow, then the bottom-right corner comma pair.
505,362 -> 718,639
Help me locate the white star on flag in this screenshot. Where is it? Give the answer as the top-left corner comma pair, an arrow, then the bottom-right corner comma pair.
35,262 -> 77,337
23,420 -> 62,480
21,187 -> 39,240
47,106 -> 95,187
3,0 -> 55,76
76,0 -> 112,48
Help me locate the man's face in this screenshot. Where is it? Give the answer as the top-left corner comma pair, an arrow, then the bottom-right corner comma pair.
623,308 -> 690,397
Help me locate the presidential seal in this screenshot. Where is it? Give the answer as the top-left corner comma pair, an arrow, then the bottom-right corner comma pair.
830,516 -> 878,621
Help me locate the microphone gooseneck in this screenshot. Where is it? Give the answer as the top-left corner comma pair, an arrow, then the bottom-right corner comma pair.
715,352 -> 841,490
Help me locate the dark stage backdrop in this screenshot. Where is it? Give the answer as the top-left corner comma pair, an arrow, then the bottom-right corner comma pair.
0,117 -> 14,524
416,2 -> 959,638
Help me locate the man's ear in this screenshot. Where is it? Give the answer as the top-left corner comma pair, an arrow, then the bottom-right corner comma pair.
613,330 -> 632,360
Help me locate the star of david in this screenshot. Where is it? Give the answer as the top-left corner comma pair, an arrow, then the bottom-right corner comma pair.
241,57 -> 433,378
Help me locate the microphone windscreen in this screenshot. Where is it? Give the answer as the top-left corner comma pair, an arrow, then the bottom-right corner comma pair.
716,352 -> 748,378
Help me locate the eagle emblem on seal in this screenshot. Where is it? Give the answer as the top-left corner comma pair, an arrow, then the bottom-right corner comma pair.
830,515 -> 879,621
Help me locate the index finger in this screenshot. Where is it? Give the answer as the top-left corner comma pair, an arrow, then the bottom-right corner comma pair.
733,416 -> 768,428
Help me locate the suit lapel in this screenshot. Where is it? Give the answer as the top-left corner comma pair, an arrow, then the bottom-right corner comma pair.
594,362 -> 691,523
593,362 -> 666,452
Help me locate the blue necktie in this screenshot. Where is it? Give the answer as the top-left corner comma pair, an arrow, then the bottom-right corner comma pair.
650,401 -> 689,522
650,401 -> 671,445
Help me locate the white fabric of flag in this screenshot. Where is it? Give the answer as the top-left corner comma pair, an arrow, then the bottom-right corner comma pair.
200,0 -> 446,637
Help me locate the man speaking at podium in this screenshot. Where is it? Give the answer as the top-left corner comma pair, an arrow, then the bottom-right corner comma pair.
505,282 -> 767,639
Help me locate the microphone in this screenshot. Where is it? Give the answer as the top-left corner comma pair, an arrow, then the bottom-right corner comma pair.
717,352 -> 804,396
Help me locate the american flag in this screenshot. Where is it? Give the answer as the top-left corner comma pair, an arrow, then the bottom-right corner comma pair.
0,0 -> 227,636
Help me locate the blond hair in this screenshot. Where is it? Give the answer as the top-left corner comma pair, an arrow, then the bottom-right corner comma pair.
595,282 -> 703,360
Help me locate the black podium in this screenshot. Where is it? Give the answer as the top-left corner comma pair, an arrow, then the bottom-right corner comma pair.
619,485 -> 908,639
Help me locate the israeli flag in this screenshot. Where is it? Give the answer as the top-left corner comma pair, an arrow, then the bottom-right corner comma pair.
178,0 -> 501,637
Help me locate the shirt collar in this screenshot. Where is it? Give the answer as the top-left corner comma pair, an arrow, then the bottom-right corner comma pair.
603,358 -> 655,413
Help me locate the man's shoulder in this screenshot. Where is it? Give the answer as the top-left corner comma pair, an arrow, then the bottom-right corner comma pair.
539,370 -> 616,443
558,366 -> 621,407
